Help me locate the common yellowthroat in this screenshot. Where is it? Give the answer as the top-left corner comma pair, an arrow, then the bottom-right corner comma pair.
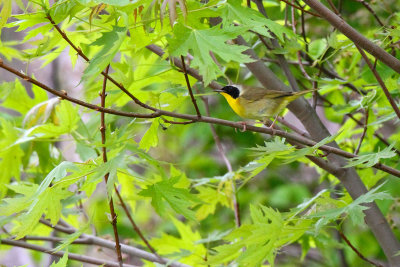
215,85 -> 317,124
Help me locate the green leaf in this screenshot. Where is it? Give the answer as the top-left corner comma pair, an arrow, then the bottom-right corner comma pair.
0,183 -> 72,238
244,137 -> 294,178
6,11 -> 48,32
35,161 -> 78,198
139,120 -> 159,152
23,101 -> 79,139
283,132 -> 340,164
0,79 -> 48,114
0,183 -> 37,216
82,25 -> 127,81
0,119 -> 24,196
50,0 -> 81,23
345,143 -> 397,168
308,39 -> 328,60
49,251 -> 69,267
308,183 -> 392,230
15,187 -> 72,238
0,0 -> 12,29
139,176 -> 200,220
222,0 -> 295,41
195,186 -> 230,220
168,23 -> 254,85
53,222 -> 90,252
209,204 -> 310,266
149,217 -> 206,264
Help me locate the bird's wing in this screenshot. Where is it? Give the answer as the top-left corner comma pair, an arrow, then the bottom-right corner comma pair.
240,87 -> 294,101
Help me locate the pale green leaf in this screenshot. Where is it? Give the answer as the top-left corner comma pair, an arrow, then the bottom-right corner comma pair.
168,23 -> 253,85
0,0 -> 12,29
139,176 -> 200,220
49,251 -> 68,267
139,120 -> 159,152
308,39 -> 328,60
345,143 -> 397,168
82,25 -> 127,81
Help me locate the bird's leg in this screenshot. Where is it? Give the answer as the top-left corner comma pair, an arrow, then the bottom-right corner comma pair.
270,115 -> 278,129
263,116 -> 278,135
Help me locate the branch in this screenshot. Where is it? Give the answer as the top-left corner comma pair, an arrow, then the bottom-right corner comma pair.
1,58 -> 399,178
39,219 -> 191,267
0,59 -> 160,119
0,239 -> 138,267
355,45 -> 400,120
302,0 -> 400,74
100,65 -> 124,267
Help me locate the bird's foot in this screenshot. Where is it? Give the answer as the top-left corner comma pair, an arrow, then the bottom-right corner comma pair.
235,121 -> 248,132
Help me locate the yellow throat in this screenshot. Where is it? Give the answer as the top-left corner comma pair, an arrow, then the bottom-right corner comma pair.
220,92 -> 246,118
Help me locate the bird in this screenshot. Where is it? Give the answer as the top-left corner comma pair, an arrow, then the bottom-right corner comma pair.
215,84 -> 317,127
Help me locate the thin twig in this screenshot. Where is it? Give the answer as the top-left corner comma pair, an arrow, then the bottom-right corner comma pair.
355,45 -> 400,120
277,0 -> 321,17
100,65 -> 124,267
113,186 -> 161,258
338,231 -> 384,267
326,0 -> 340,15
354,108 -> 369,155
0,239 -> 137,267
290,6 -> 312,80
294,0 -> 309,51
348,113 -> 400,156
180,55 -> 201,118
